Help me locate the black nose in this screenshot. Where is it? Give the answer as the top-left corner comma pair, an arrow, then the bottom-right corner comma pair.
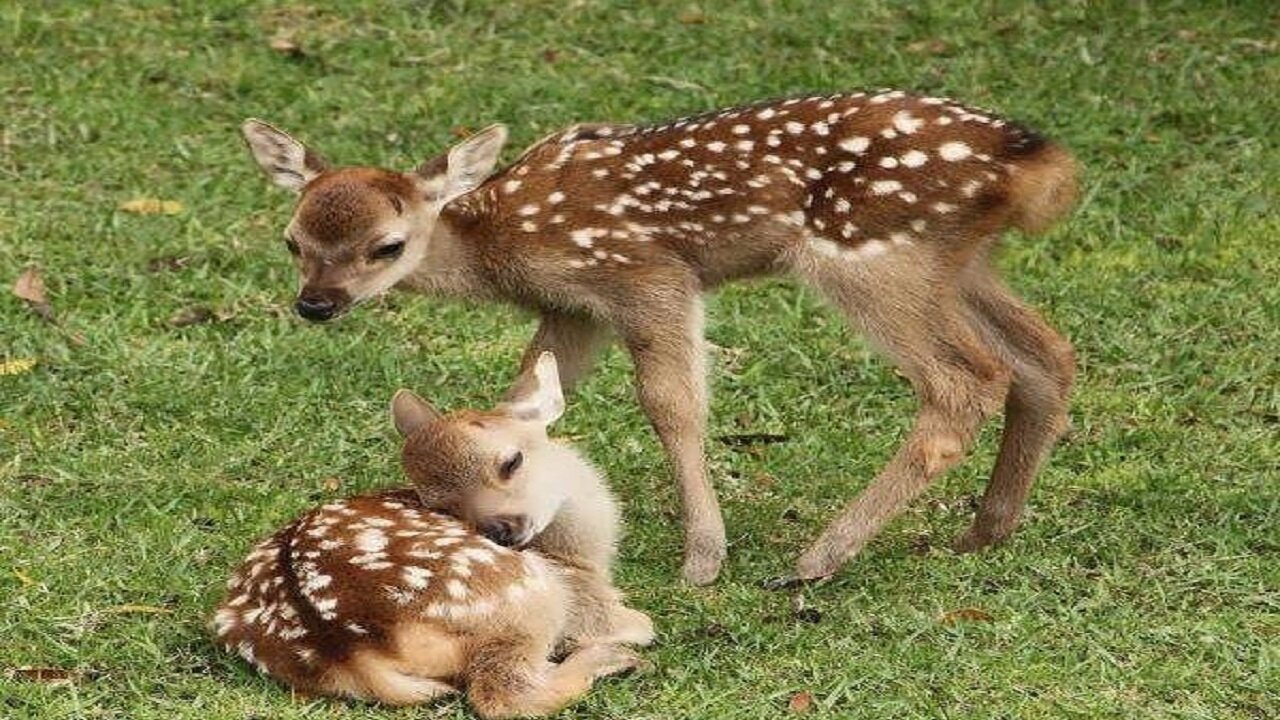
295,296 -> 336,322
479,516 -> 529,548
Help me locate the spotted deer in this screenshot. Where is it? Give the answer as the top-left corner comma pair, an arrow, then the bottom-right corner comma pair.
242,88 -> 1079,585
212,353 -> 654,717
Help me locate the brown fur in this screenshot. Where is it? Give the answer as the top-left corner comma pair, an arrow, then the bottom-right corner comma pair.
243,89 -> 1080,585
212,356 -> 651,717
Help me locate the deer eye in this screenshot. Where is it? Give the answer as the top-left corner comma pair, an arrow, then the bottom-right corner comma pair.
284,238 -> 301,256
498,451 -> 523,480
370,240 -> 405,261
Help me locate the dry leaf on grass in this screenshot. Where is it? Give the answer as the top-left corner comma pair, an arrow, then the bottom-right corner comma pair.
788,690 -> 814,713
14,568 -> 35,586
907,38 -> 950,55
0,358 -> 37,376
269,35 -> 305,57
12,266 -> 45,304
322,476 -> 341,491
7,666 -> 83,685
939,607 -> 994,625
119,198 -> 185,215
678,9 -> 707,24
12,266 -> 55,322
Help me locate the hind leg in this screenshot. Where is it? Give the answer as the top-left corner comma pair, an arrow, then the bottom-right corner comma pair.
953,266 -> 1075,551
791,250 -> 1011,579
466,637 -> 640,719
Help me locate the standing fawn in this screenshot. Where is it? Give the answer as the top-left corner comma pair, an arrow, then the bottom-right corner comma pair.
242,88 -> 1078,585
213,353 -> 654,718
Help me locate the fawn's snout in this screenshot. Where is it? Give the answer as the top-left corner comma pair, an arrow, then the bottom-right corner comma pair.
478,514 -> 533,548
295,287 -> 350,322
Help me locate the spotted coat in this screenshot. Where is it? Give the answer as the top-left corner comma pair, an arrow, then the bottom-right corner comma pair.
212,489 -> 550,690
449,89 -> 1055,290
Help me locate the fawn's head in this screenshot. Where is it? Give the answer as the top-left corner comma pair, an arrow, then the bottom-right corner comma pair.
390,352 -> 572,548
240,120 -> 508,321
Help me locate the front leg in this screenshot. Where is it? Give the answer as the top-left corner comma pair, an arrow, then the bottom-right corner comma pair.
621,296 -> 726,585
508,312 -> 611,399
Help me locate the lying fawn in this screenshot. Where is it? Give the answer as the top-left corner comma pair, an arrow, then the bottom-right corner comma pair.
242,88 -> 1078,585
212,353 -> 653,717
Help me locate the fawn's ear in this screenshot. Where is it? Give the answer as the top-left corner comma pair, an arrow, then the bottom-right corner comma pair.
504,352 -> 565,425
241,119 -> 329,193
391,389 -> 443,437
421,124 -> 507,203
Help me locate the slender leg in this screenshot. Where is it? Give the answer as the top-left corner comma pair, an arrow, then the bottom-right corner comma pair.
791,251 -> 1010,580
622,295 -> 726,585
466,638 -> 640,719
508,312 -> 611,400
953,271 -> 1075,551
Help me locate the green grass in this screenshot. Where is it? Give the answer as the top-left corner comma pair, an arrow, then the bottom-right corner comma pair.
2,1 -> 1277,718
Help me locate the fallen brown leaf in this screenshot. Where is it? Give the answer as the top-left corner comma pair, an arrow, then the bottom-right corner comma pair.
119,198 -> 184,215
12,266 -> 55,321
8,666 -> 79,685
788,690 -> 814,713
14,568 -> 35,586
907,38 -> 950,55
939,607 -> 994,625
269,35 -> 305,57
451,125 -> 474,139
322,476 -> 341,492
678,9 -> 707,24
12,266 -> 46,304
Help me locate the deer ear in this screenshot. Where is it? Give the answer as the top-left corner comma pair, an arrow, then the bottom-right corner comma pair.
391,389 -> 442,437
503,352 -> 565,425
241,119 -> 329,193
440,124 -> 508,201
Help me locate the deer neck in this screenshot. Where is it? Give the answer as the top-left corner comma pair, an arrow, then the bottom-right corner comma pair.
400,208 -> 491,298
528,452 -> 619,576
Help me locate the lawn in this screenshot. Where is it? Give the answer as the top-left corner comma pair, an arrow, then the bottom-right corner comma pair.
1,1 -> 1277,718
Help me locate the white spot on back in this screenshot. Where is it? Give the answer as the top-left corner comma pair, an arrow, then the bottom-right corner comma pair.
354,529 -> 388,553
446,579 -> 468,599
402,566 -> 432,589
939,141 -> 973,161
900,150 -> 928,167
892,111 -> 924,135
839,136 -> 870,154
